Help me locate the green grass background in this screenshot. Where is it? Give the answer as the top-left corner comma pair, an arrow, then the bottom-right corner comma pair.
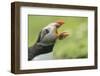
28,15 -> 88,59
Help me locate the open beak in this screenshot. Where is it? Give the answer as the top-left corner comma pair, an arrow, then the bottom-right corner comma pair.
54,19 -> 69,39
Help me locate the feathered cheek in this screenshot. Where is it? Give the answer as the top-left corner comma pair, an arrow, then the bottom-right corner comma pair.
49,33 -> 58,40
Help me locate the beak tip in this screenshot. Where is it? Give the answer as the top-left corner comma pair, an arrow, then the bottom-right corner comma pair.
56,19 -> 64,25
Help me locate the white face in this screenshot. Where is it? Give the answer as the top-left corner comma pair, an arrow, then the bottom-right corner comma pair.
45,27 -> 57,40
40,23 -> 59,45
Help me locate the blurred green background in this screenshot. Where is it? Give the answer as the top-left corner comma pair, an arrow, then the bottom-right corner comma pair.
28,15 -> 88,59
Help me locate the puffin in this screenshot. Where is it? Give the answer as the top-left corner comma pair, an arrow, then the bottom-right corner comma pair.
28,20 -> 69,61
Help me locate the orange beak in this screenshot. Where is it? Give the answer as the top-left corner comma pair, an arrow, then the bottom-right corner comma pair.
56,19 -> 64,25
55,19 -> 64,28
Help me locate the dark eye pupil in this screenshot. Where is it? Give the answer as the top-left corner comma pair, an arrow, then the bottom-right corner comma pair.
45,29 -> 49,33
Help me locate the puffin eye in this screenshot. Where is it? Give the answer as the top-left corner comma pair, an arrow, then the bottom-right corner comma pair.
45,29 -> 49,33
